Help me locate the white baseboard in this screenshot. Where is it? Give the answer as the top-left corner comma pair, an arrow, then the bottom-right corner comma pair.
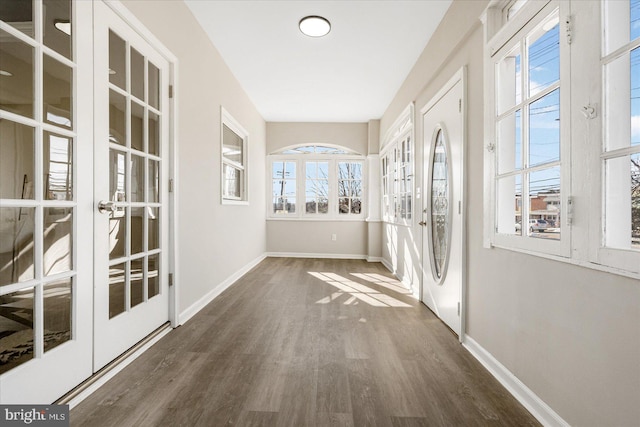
366,256 -> 383,263
462,336 -> 569,427
266,252 -> 370,260
178,253 -> 267,325
380,257 -> 394,273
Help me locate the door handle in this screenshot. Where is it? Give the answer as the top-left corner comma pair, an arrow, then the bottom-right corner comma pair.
418,220 -> 427,226
98,200 -> 117,214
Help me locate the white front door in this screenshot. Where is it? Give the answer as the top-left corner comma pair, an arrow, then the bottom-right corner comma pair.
0,1 -> 94,403
421,71 -> 465,336
93,2 -> 170,370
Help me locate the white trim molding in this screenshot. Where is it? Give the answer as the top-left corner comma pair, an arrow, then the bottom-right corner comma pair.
463,336 -> 570,427
178,253 -> 267,325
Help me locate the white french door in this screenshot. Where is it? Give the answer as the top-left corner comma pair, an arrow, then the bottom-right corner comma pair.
421,70 -> 466,337
0,0 -> 94,403
93,2 -> 170,371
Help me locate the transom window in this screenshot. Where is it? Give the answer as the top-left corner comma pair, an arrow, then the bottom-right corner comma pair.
268,145 -> 365,219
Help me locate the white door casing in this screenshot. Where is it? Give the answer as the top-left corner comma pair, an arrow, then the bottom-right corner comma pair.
421,68 -> 466,337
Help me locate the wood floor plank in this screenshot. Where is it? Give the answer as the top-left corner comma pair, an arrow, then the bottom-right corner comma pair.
71,258 -> 540,427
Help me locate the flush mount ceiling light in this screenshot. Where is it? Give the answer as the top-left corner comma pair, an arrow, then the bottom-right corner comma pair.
299,16 -> 331,37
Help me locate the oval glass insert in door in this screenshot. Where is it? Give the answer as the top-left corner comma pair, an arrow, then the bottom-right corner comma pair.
429,128 -> 452,283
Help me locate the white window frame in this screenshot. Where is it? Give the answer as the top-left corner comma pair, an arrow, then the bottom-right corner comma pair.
483,0 -> 571,258
381,103 -> 415,226
267,145 -> 366,221
483,0 -> 640,278
220,107 -> 248,204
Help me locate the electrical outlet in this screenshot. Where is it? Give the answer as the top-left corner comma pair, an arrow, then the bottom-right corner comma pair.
331,234 -> 337,241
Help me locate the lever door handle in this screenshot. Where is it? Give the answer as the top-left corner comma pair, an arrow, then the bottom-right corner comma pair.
98,200 -> 117,214
418,220 -> 427,226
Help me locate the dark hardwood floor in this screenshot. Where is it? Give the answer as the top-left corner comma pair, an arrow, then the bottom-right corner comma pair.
71,258 -> 540,426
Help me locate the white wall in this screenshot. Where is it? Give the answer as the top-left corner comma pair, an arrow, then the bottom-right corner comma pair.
266,122 -> 371,257
121,0 -> 267,314
380,1 -> 640,426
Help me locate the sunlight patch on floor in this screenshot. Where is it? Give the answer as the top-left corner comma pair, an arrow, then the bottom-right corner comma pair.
308,272 -> 412,308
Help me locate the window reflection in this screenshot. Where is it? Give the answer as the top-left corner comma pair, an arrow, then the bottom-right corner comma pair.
109,264 -> 125,318
43,54 -> 72,128
43,279 -> 72,353
130,258 -> 143,308
43,0 -> 72,60
44,208 -> 73,276
0,29 -> 35,118
0,287 -> 34,374
44,132 -> 72,200
0,207 -> 35,286
0,121 -> 35,200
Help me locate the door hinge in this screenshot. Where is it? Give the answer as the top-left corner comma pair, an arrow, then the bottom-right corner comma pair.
457,302 -> 461,316
459,99 -> 462,113
169,273 -> 174,287
565,15 -> 573,45
169,178 -> 174,193
169,85 -> 174,99
458,200 -> 461,215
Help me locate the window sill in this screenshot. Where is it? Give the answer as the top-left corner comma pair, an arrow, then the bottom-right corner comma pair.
222,199 -> 249,206
489,242 -> 640,280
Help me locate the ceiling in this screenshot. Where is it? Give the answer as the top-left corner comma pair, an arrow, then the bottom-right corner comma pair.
184,1 -> 452,123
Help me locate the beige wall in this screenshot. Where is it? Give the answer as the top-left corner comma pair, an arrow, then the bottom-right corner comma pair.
122,0 -> 267,314
266,122 -> 371,257
380,1 -> 640,425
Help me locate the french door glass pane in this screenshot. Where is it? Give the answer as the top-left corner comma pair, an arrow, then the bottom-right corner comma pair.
131,207 -> 144,256
131,101 -> 144,152
148,207 -> 159,250
0,1 -> 34,37
43,0 -> 72,60
148,111 -> 159,156
43,54 -> 72,128
109,149 -> 126,202
0,287 -> 34,374
148,254 -> 159,298
0,207 -> 35,286
108,30 -> 126,90
0,121 -> 35,199
44,132 -> 73,200
130,257 -> 143,308
0,29 -> 35,118
109,207 -> 126,260
109,264 -> 125,318
148,160 -> 159,203
632,47 -> 639,147
131,154 -> 145,202
109,90 -> 126,146
44,207 -> 73,276
43,278 -> 72,352
130,48 -> 144,101
148,62 -> 160,110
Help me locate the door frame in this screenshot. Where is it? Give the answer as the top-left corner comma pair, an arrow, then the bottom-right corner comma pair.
102,1 -> 180,330
419,66 -> 467,343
